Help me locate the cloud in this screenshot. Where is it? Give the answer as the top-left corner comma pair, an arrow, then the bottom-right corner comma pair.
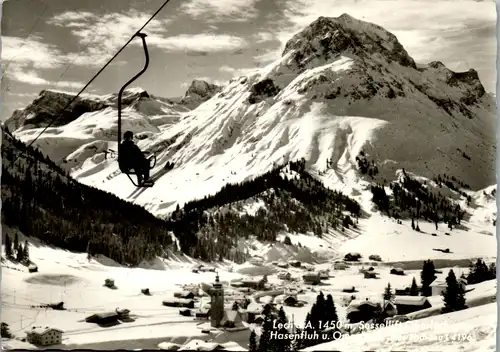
47,10 -> 171,66
1,36 -> 84,89
7,65 -> 85,89
253,32 -> 275,43
180,0 -> 259,22
1,36 -> 66,69
219,65 -> 257,77
253,49 -> 280,66
149,34 -> 248,53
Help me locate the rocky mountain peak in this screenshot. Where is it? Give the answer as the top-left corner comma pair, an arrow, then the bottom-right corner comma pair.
180,79 -> 222,109
183,79 -> 222,99
4,90 -> 108,132
282,14 -> 416,69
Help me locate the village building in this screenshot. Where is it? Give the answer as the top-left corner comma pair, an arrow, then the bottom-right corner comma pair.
163,299 -> 195,309
28,264 -> 38,273
85,312 -> 120,325
383,301 -> 398,317
220,310 -> 245,329
210,274 -> 224,327
302,272 -> 322,285
174,291 -> 195,299
394,287 -> 412,296
289,260 -> 301,268
346,300 -> 380,323
430,277 -> 467,296
245,303 -> 262,323
104,278 -> 115,288
390,268 -> 405,276
240,278 -> 266,290
363,269 -> 379,279
179,308 -> 192,317
278,271 -> 292,280
333,262 -> 348,270
393,296 -> 432,315
26,327 -> 63,346
319,270 -> 330,279
195,307 -> 210,319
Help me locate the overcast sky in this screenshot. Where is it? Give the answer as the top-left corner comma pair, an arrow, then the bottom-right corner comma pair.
1,0 -> 496,121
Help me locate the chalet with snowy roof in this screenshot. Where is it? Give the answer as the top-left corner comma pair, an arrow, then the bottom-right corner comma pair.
333,262 -> 348,270
302,272 -> 322,285
363,268 -> 379,279
26,326 -> 63,346
240,278 -> 265,290
346,299 -> 381,323
390,268 -> 405,275
394,286 -> 413,296
393,296 -> 431,315
383,301 -> 398,317
430,277 -> 467,296
85,311 -> 120,325
162,298 -> 195,309
220,310 -> 245,329
174,291 -> 196,299
319,270 -> 330,279
278,271 -> 292,280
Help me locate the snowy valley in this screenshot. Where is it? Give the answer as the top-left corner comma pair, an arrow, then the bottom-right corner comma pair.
1,13 -> 497,352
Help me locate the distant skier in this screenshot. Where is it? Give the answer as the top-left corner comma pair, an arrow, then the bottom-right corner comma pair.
119,131 -> 153,186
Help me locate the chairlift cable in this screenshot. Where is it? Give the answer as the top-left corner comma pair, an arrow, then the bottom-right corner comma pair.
11,0 -> 175,165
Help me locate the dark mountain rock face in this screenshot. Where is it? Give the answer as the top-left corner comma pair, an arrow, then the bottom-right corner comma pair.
282,14 -> 416,69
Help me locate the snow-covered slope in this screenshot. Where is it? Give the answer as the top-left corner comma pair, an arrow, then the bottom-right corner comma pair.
305,302 -> 496,351
6,14 -> 496,217
2,224 -> 496,350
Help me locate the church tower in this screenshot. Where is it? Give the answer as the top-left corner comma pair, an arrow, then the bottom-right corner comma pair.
210,273 -> 224,327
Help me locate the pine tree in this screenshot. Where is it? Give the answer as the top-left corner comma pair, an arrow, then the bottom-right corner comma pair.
276,307 -> 291,352
442,269 -> 467,313
324,294 -> 340,341
258,315 -> 274,352
383,283 -> 394,301
16,243 -> 24,262
13,233 -> 19,256
324,294 -> 338,323
249,330 -> 257,352
5,235 -> 12,258
292,327 -> 303,351
232,301 -> 239,310
23,240 -> 29,260
1,322 -> 12,338
409,277 -> 419,296
420,260 -> 436,296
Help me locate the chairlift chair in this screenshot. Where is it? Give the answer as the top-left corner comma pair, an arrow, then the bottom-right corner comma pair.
116,32 -> 157,188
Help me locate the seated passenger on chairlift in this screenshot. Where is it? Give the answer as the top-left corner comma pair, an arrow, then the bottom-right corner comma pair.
119,131 -> 153,186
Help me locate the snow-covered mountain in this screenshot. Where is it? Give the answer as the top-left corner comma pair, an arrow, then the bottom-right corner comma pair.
6,14 -> 496,217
